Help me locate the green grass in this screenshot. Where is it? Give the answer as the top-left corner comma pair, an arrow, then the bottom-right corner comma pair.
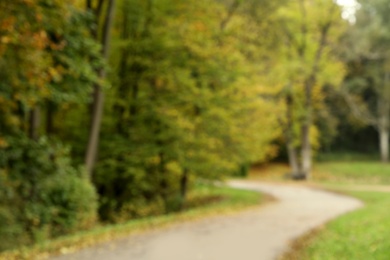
313,161 -> 390,184
249,161 -> 390,185
284,190 -> 390,260
0,184 -> 262,260
278,159 -> 390,260
315,152 -> 380,162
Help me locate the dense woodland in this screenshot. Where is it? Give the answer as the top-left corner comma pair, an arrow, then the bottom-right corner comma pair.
0,0 -> 389,251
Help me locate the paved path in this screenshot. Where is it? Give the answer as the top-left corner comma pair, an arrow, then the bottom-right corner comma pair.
53,181 -> 362,260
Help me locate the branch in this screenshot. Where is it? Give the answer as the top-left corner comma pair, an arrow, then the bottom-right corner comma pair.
298,0 -> 307,57
339,87 -> 378,127
96,0 -> 105,18
220,0 -> 240,31
306,2 -> 338,86
280,21 -> 299,52
101,0 -> 115,58
86,0 -> 92,10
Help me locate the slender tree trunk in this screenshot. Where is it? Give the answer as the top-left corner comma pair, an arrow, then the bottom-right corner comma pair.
378,71 -> 390,163
301,79 -> 313,179
46,101 -> 55,135
285,89 -> 301,176
287,145 -> 300,174
85,0 -> 116,177
85,85 -> 105,174
130,82 -> 139,118
158,151 -> 168,206
379,126 -> 389,163
300,123 -> 311,179
29,107 -> 40,140
115,57 -> 127,134
298,4 -> 333,179
114,6 -> 130,134
180,169 -> 189,202
220,0 -> 240,31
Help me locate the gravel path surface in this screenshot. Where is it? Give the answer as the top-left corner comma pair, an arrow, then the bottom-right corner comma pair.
53,180 -> 362,260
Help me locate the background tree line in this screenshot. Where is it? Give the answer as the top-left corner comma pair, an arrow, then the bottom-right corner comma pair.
0,0 -> 387,251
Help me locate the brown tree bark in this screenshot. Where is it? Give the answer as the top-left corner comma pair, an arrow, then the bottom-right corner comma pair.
300,78 -> 313,179
85,0 -> 116,177
299,7 -> 333,179
180,169 -> 189,201
286,1 -> 335,180
285,88 -> 301,176
343,70 -> 390,163
378,78 -> 390,163
379,126 -> 389,163
300,123 -> 311,178
46,101 -> 55,135
29,107 -> 40,140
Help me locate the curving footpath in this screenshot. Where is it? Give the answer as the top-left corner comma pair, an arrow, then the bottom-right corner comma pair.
53,181 -> 363,260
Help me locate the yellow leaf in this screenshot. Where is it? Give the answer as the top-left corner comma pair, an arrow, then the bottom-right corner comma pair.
0,36 -> 10,44
0,138 -> 8,148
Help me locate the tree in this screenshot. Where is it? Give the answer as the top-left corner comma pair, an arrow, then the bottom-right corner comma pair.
94,0 -> 281,220
270,0 -> 345,178
0,0 -> 100,250
340,0 -> 390,162
85,0 -> 116,177
0,0 -> 52,138
0,0 -> 100,140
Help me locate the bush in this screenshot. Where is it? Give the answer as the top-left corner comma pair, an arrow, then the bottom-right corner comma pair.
0,135 -> 98,251
0,207 -> 28,251
233,163 -> 250,177
94,136 -> 183,222
94,155 -> 167,222
40,173 -> 98,236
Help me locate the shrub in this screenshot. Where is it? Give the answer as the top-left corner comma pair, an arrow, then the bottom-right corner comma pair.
40,173 -> 98,236
94,136 -> 183,222
0,206 -> 28,251
0,135 -> 98,251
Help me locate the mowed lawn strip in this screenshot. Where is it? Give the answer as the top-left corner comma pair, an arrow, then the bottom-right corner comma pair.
0,184 -> 264,260
313,161 -> 390,184
250,161 -> 390,185
280,160 -> 390,260
282,190 -> 390,260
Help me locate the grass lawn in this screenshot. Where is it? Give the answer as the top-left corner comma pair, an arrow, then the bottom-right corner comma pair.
270,159 -> 390,260
313,161 -> 390,184
283,190 -> 390,260
0,184 -> 263,260
250,161 -> 390,185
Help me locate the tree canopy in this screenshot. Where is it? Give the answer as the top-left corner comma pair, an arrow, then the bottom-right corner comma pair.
1,0 -> 388,251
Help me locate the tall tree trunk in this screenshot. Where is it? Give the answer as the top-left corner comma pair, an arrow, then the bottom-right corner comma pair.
379,126 -> 389,163
301,79 -> 313,179
158,151 -> 168,206
115,56 -> 128,134
378,71 -> 390,163
378,94 -> 389,163
180,169 -> 189,203
114,6 -> 130,134
299,5 -> 333,179
85,85 -> 105,174
85,0 -> 116,177
285,89 -> 301,176
46,101 -> 55,135
287,144 -> 300,175
29,107 -> 40,140
300,123 -> 311,179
